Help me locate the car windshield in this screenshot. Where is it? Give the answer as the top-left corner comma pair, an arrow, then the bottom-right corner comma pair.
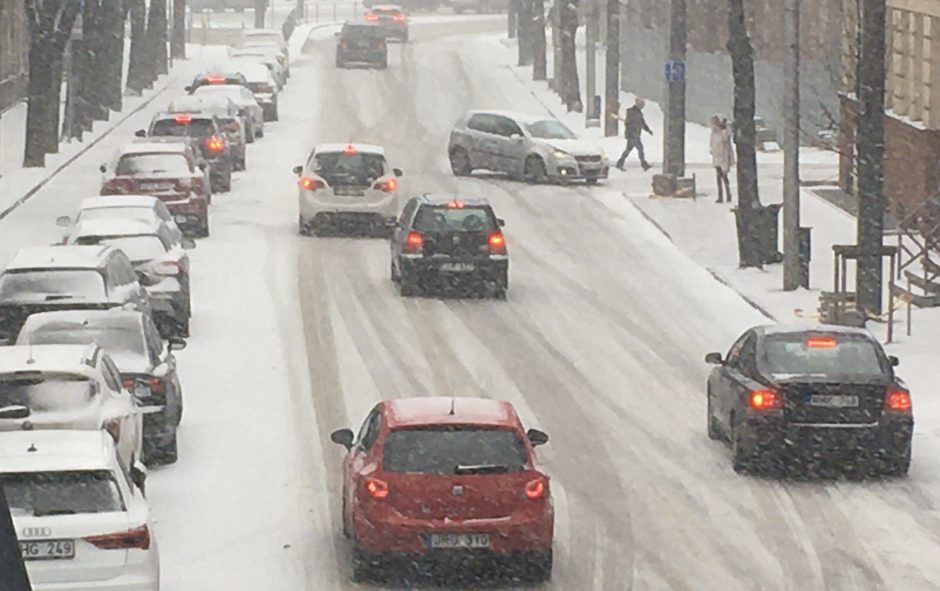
383,427 -> 528,474
116,153 -> 190,176
0,373 -> 95,413
526,119 -> 577,139
74,235 -> 167,263
21,326 -> 146,357
413,205 -> 497,233
79,207 -> 155,224
0,270 -> 105,301
1,471 -> 123,516
759,334 -> 889,380
151,118 -> 215,138
313,152 -> 386,185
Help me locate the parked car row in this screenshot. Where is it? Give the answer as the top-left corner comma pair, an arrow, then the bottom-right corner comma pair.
0,27 -> 294,590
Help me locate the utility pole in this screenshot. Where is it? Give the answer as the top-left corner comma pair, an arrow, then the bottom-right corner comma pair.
172,0 -> 186,59
855,0 -> 887,315
663,0 -> 686,176
585,0 -> 598,124
603,0 -> 619,136
254,0 -> 266,28
782,0 -> 801,290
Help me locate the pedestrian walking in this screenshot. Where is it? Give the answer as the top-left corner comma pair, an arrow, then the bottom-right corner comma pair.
710,115 -> 735,203
613,98 -> 653,171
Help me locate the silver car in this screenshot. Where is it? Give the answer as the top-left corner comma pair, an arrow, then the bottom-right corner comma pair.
448,110 -> 609,184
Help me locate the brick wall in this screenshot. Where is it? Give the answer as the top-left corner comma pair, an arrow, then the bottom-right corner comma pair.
0,0 -> 30,111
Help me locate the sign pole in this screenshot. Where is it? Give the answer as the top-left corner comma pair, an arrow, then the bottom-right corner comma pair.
663,0 -> 686,177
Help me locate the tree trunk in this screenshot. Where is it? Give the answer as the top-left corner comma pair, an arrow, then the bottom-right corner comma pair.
550,0 -> 562,92
79,0 -> 110,129
727,0 -> 762,268
560,0 -> 582,112
103,0 -> 128,111
172,0 -> 187,59
126,0 -> 148,95
147,0 -> 169,78
532,0 -> 547,80
517,0 -> 533,66
508,0 -> 518,38
255,0 -> 267,28
604,0 -> 619,136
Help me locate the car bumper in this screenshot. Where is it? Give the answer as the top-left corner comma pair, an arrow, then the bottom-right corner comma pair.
400,256 -> 509,288
29,552 -> 159,591
299,190 -> 397,219
739,414 -> 914,460
337,49 -> 386,63
548,158 -> 609,181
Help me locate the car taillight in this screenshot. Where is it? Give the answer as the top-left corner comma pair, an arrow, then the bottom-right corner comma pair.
206,135 -> 225,153
749,388 -> 782,410
365,12 -> 379,21
299,176 -> 325,191
101,178 -> 135,195
373,178 -> 398,192
365,478 -> 389,500
192,176 -> 205,193
85,525 -> 151,551
885,386 -> 912,412
524,477 -> 546,500
393,14 -> 406,22
488,232 -> 506,255
404,231 -> 424,254
147,377 -> 165,395
153,261 -> 181,276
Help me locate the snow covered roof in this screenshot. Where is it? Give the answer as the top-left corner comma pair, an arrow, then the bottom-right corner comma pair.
228,60 -> 271,80
0,344 -> 98,375
119,141 -> 188,156
73,218 -> 159,238
80,195 -> 161,210
758,323 -> 875,339
468,109 -> 550,126
6,246 -> 110,271
20,309 -> 142,335
385,397 -> 517,429
0,431 -> 114,473
314,143 -> 385,156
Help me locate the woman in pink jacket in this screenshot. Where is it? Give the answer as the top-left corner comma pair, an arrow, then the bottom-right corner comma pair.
710,115 -> 735,203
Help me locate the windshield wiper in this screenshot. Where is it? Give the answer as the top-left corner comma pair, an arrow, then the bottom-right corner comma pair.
32,508 -> 78,517
454,463 -> 509,475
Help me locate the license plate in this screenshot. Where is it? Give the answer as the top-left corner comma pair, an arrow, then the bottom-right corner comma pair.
19,539 -> 75,561
333,187 -> 364,196
440,263 -> 475,272
809,394 -> 859,408
140,182 -> 173,191
428,533 -> 490,549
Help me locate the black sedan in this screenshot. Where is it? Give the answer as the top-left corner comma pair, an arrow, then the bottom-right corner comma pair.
705,324 -> 913,476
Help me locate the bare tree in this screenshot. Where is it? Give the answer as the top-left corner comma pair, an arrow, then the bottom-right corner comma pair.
147,0 -> 169,78
126,0 -> 148,95
533,0 -> 547,80
560,0 -> 582,112
172,0 -> 187,59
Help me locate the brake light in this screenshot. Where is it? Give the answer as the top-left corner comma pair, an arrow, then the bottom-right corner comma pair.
393,14 -> 406,22
446,200 -> 465,209
885,386 -> 912,412
365,12 -> 379,21
207,75 -> 225,84
206,136 -> 225,153
100,178 -> 136,195
343,144 -> 358,155
85,525 -> 151,551
153,261 -> 181,276
299,176 -> 325,191
749,388 -> 782,410
261,85 -> 274,93
174,114 -> 193,123
525,477 -> 546,499
365,478 -> 389,499
373,178 -> 398,192
147,377 -> 165,395
122,378 -> 135,391
806,337 -> 837,349
404,231 -> 424,253
488,232 -> 506,255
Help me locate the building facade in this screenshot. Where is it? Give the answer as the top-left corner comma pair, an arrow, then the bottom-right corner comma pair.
0,0 -> 30,111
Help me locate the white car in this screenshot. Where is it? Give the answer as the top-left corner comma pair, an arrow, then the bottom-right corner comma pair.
294,143 -> 403,237
229,59 -> 279,122
191,84 -> 265,140
0,430 -> 159,590
57,195 -> 184,246
0,344 -> 146,469
241,28 -> 289,65
230,48 -> 286,89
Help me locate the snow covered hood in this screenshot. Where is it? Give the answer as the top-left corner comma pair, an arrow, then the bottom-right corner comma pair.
542,138 -> 605,158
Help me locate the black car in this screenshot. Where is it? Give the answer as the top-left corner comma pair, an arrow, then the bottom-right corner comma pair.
390,195 -> 508,298
16,309 -> 187,465
335,21 -> 388,69
705,325 -> 913,476
138,111 -> 234,192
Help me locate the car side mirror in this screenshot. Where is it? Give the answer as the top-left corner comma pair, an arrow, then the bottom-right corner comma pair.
55,215 -> 72,228
0,405 -> 30,420
510,133 -> 523,141
393,168 -> 403,177
331,428 -> 354,450
181,237 -> 196,250
99,164 -> 107,174
134,129 -> 146,138
889,355 -> 900,367
130,462 -> 148,495
527,428 -> 549,447
497,218 -> 506,227
705,352 -> 723,365
167,337 -> 187,352
293,165 -> 303,176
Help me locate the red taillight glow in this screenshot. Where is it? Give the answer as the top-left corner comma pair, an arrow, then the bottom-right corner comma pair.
207,75 -> 225,84
101,178 -> 136,195
404,231 -> 424,253
806,337 -> 837,349
343,144 -> 358,155
174,114 -> 193,123
885,386 -> 912,411
147,377 -> 165,395
488,232 -> 506,255
525,478 -> 546,499
206,136 -> 225,152
299,176 -> 325,191
373,178 -> 398,192
85,525 -> 151,551
749,388 -> 782,410
393,14 -> 406,22
446,200 -> 465,209
365,12 -> 379,21
365,478 -> 389,499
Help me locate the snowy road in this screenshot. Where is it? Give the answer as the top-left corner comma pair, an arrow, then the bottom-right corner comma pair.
2,18 -> 940,591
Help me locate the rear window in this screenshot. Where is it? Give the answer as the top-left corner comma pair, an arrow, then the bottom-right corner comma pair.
382,427 -> 528,474
1,471 -> 124,517
151,118 -> 215,138
759,334 -> 889,380
413,205 -> 497,234
75,235 -> 168,263
19,326 -> 146,357
0,373 -> 96,413
0,270 -> 106,302
375,7 -> 402,15
115,153 -> 190,176
313,152 -> 386,186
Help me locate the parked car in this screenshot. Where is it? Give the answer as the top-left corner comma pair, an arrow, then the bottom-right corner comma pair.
241,28 -> 289,67
17,310 -> 187,464
0,430 -> 159,590
190,84 -> 265,142
365,4 -> 409,42
230,49 -> 286,89
170,95 -> 249,168
130,136 -> 214,202
335,21 -> 388,69
186,70 -> 249,94
229,59 -> 279,123
448,110 -> 609,184
0,245 -> 152,344
57,195 -> 184,246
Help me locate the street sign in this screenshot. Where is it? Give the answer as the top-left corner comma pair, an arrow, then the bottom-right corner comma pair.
665,60 -> 686,83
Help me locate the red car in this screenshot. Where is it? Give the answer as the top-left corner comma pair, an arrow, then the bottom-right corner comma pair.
331,397 -> 553,582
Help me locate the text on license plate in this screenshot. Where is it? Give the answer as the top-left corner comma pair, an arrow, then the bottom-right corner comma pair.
333,187 -> 364,196
428,533 -> 490,549
439,263 -> 475,272
140,182 -> 173,191
809,394 -> 859,408
20,539 -> 75,561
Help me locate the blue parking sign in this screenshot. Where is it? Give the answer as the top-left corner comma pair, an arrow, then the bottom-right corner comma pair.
665,60 -> 686,83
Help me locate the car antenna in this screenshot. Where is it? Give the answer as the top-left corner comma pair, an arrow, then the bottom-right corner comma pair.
26,333 -> 35,365
449,397 -> 456,416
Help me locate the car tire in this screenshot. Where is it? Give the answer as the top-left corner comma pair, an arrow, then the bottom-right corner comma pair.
199,218 -> 210,238
299,216 -> 310,236
235,155 -> 246,171
217,171 -> 232,193
450,148 -> 472,176
245,126 -> 255,144
160,430 -> 179,465
351,545 -> 376,583
271,108 -> 279,122
524,156 -> 548,184
525,550 -> 553,583
706,389 -> 721,441
256,125 -> 265,138
177,314 -> 190,339
399,271 -> 419,297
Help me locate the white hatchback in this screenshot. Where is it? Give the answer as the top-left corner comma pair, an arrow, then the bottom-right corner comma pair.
1,430 -> 159,590
294,143 -> 403,237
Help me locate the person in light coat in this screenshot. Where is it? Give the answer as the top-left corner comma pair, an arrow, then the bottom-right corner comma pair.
710,115 -> 735,203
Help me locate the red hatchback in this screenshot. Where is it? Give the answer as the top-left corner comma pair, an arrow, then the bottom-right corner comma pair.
331,397 -> 553,582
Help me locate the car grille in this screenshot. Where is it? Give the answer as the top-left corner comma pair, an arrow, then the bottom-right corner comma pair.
575,155 -> 602,163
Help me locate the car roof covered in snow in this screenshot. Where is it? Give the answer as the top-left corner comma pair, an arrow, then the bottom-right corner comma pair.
372,4 -> 404,10
73,218 -> 160,238
465,109 -> 551,126
314,143 -> 385,156
415,194 -> 492,207
243,28 -> 284,38
0,431 -> 115,473
0,343 -> 99,375
228,60 -> 273,79
383,397 -> 520,429
80,195 -> 162,210
19,309 -> 143,338
756,323 -> 876,339
5,245 -> 112,271
118,141 -> 189,156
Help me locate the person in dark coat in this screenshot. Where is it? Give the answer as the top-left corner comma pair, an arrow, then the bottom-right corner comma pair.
614,98 -> 653,171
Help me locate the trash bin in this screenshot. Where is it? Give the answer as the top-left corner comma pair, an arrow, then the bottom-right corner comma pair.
798,226 -> 812,288
759,203 -> 783,264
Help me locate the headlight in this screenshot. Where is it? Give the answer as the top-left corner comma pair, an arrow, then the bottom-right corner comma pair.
553,150 -> 571,160
599,148 -> 607,159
